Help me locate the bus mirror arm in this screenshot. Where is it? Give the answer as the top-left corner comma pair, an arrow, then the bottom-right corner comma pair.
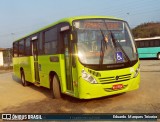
71,31 -> 77,43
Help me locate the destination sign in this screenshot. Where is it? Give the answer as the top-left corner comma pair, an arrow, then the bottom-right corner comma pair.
74,21 -> 123,30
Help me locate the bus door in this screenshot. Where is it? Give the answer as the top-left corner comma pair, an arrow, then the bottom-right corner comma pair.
32,37 -> 40,82
62,32 -> 74,91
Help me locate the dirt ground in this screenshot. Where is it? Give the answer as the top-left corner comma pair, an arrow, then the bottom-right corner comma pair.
0,59 -> 160,114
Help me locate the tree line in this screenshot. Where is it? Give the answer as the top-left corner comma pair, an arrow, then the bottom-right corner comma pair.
132,22 -> 160,38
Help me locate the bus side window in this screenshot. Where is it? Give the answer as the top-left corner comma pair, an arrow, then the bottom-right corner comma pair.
158,40 -> 160,46
144,41 -> 149,47
140,41 -> 144,48
150,40 -> 154,47
25,37 -> 31,56
19,40 -> 25,57
13,42 -> 19,57
44,27 -> 58,54
136,42 -> 139,48
155,40 -> 160,47
38,32 -> 44,55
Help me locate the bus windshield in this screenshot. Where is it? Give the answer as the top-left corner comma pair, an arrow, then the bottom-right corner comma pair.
73,19 -> 137,65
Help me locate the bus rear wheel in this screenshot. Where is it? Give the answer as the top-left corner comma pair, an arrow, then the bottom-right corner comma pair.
21,71 -> 28,86
51,75 -> 61,99
157,53 -> 160,60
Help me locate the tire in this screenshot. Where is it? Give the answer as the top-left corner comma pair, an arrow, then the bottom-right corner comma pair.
157,53 -> 160,60
21,71 -> 28,86
51,75 -> 61,99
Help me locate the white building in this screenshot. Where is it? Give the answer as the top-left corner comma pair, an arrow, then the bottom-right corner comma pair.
0,48 -> 4,66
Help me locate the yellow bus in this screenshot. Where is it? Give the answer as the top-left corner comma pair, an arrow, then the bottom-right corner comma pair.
13,16 -> 140,99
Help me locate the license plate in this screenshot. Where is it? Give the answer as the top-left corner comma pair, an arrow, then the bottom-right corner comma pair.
112,84 -> 123,90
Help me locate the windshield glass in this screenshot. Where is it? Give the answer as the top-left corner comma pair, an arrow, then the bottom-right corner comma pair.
73,19 -> 137,65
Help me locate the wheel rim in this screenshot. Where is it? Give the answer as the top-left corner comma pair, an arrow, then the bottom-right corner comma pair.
158,54 -> 160,59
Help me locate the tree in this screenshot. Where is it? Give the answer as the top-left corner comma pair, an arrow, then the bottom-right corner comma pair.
132,22 -> 160,38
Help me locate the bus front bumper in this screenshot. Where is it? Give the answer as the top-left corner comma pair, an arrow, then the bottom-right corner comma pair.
78,74 -> 140,99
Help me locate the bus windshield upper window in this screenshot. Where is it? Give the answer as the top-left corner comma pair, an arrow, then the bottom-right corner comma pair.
73,19 -> 138,65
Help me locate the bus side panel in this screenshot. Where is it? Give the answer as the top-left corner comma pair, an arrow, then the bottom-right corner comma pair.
13,57 -> 20,78
38,55 -> 61,88
138,47 -> 160,58
20,56 -> 35,83
13,56 -> 35,83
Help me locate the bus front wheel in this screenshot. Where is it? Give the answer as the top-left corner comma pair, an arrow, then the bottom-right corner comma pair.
157,53 -> 160,60
21,71 -> 28,86
51,75 -> 61,99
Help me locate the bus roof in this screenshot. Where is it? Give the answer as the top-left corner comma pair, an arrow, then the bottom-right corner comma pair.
135,36 -> 160,41
14,15 -> 122,42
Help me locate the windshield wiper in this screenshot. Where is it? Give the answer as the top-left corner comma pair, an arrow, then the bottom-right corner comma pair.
99,29 -> 106,66
103,21 -> 131,65
111,31 -> 131,65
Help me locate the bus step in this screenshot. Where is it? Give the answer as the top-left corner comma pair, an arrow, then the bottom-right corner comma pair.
34,82 -> 40,87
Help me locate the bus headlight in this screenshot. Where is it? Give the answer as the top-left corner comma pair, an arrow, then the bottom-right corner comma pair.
81,69 -> 97,84
133,65 -> 140,78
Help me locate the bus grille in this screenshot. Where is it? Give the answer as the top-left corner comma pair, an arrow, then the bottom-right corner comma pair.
99,74 -> 131,84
